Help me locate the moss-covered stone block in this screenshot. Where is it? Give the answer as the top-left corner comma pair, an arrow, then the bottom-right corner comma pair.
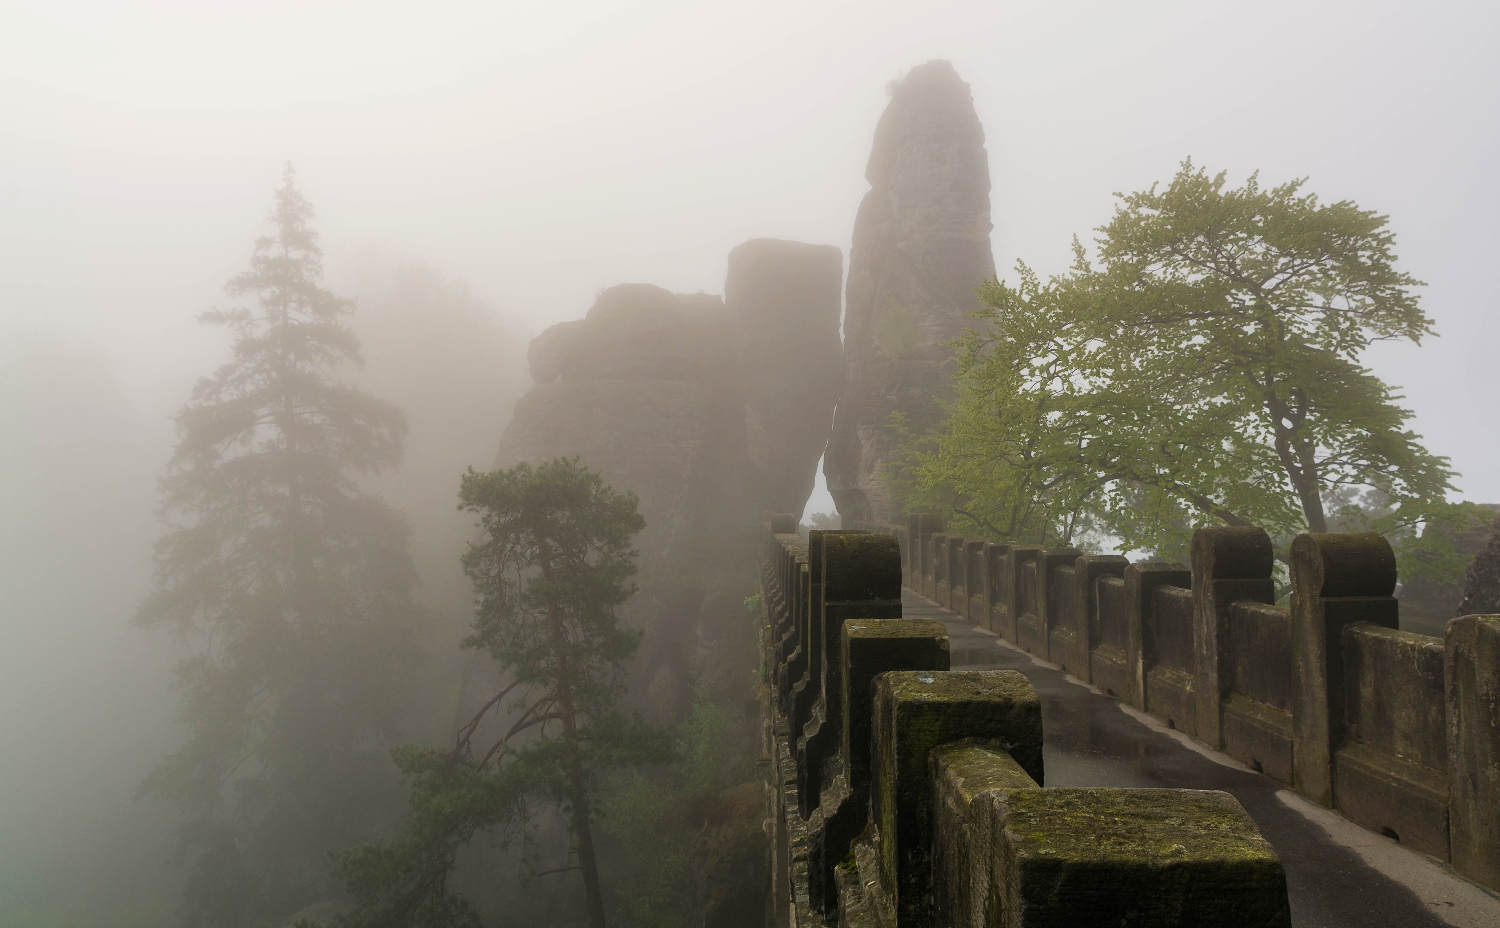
989,788 -> 1291,927
931,742 -> 1039,928
808,618 -> 949,919
872,670 -> 1042,927
843,620 -> 950,800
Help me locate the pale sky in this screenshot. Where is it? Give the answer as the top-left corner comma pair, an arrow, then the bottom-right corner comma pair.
4,0 -> 1498,497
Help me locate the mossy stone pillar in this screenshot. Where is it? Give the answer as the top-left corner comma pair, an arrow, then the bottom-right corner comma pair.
930,742 -> 1039,927
810,618 -> 949,918
798,533 -> 900,817
871,670 -> 1043,927
1192,527 -> 1276,749
1290,532 -> 1397,806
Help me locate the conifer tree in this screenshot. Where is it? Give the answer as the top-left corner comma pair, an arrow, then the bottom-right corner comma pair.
138,164 -> 420,926
327,457 -> 667,928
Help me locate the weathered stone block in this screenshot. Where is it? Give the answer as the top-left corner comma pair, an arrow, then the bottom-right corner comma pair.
843,620 -> 951,800
965,539 -> 988,622
1290,532 -> 1398,806
931,742 -> 1038,928
1091,574 -> 1131,701
948,535 -> 968,614
1072,555 -> 1128,684
1446,614 -> 1500,891
1222,693 -> 1293,784
810,619 -> 950,919
1125,562 -> 1191,712
799,533 -> 899,818
989,788 -> 1291,927
769,512 -> 800,534
932,533 -> 950,607
1031,547 -> 1082,663
1193,526 -> 1277,750
1146,583 -> 1197,735
872,670 -> 1042,927
1000,546 -> 1040,645
1334,741 -> 1449,860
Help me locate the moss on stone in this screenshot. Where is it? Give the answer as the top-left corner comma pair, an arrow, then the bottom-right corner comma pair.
997,788 -> 1277,863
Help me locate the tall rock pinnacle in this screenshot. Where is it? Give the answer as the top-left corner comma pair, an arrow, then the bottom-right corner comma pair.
824,60 -> 995,523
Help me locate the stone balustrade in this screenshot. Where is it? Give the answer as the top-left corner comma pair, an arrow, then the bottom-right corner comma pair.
759,517 -> 1294,927
841,514 -> 1500,895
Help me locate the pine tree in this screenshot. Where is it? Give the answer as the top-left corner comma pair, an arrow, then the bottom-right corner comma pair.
326,457 -> 667,928
138,164 -> 421,926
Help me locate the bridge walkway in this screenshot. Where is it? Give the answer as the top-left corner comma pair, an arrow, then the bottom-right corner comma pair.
905,589 -> 1500,928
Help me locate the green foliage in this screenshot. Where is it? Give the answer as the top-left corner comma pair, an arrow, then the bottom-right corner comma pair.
327,458 -> 668,927
600,698 -> 757,928
137,164 -> 420,925
804,511 -> 840,531
899,160 -> 1483,579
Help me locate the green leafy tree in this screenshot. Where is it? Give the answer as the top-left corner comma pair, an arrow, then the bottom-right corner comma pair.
901,161 -> 1485,579
328,458 -> 666,928
137,164 -> 420,925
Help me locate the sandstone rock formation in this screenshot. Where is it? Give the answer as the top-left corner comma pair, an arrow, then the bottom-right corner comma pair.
727,239 -> 844,517
495,244 -> 842,720
824,59 -> 996,523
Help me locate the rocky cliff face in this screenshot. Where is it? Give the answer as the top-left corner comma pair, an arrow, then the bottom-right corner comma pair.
824,59 -> 996,523
494,245 -> 841,719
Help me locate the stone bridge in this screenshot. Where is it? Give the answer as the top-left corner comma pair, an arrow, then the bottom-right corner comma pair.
758,515 -> 1500,927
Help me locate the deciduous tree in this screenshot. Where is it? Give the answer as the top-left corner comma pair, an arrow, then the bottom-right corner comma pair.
900,161 -> 1485,578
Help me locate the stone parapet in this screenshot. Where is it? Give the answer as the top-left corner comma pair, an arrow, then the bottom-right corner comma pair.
878,515 -> 1500,893
759,520 -> 1296,925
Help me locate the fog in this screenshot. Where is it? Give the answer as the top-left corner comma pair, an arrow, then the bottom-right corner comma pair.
2,1 -> 1497,924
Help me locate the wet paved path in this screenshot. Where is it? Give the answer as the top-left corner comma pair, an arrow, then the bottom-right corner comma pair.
903,591 -> 1500,928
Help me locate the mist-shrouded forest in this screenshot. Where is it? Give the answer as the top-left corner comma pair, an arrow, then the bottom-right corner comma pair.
3,2 -> 1500,927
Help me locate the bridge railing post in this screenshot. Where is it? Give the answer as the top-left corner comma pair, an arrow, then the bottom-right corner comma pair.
807,618 -> 948,918
1033,547 -> 1083,662
1071,554 -> 1128,684
869,670 -> 1044,927
797,532 -> 898,818
1123,562 -> 1190,712
1289,532 -> 1399,806
1191,527 -> 1276,750
1448,614 -> 1500,890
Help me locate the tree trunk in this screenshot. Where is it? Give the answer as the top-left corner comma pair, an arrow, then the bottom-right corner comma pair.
537,539 -> 608,928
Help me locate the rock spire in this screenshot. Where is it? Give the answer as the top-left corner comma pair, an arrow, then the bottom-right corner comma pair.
824,59 -> 995,523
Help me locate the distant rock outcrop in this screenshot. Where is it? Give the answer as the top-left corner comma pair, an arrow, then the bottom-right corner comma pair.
824,59 -> 996,523
494,244 -> 842,720
727,239 -> 844,517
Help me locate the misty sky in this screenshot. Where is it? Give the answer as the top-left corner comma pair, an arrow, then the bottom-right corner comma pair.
3,0 -> 1499,495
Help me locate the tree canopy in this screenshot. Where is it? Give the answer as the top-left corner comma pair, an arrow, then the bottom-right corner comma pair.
137,164 -> 421,925
898,161 -> 1485,577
